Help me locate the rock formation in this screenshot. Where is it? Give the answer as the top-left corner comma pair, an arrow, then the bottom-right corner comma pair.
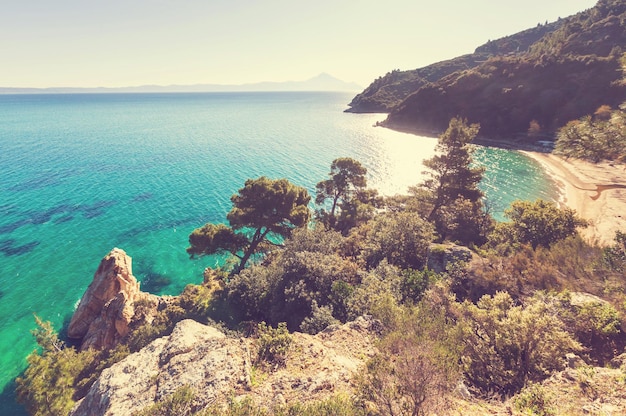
70,317 -> 380,416
427,243 -> 473,273
68,247 -> 158,350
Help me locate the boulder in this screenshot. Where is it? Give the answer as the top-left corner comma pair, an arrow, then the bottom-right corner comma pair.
68,248 -> 157,350
427,243 -> 473,273
70,317 -> 380,416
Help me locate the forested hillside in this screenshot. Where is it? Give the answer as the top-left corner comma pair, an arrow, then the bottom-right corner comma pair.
349,0 -> 626,141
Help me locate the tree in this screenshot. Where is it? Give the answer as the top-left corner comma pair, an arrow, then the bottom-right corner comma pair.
315,158 -> 377,232
187,176 -> 311,274
421,118 -> 489,243
361,212 -> 434,270
501,199 -> 587,249
16,316 -> 97,416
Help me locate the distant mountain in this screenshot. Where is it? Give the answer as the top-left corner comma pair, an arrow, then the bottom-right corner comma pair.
348,0 -> 626,142
0,73 -> 361,94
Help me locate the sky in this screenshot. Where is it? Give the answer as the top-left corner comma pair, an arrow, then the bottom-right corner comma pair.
0,0 -> 598,89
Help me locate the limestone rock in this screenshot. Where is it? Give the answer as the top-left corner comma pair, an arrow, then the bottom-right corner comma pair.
71,317 -> 380,416
427,243 -> 473,273
68,247 -> 157,350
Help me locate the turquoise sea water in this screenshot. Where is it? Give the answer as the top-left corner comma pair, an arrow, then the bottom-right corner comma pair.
0,92 -> 557,413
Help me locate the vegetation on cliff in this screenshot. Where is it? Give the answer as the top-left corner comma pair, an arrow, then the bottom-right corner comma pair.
349,0 -> 626,142
17,118 -> 626,415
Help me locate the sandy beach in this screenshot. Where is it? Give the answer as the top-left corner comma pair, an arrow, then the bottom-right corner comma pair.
522,151 -> 626,247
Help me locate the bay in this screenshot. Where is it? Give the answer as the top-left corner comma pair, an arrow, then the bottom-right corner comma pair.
0,92 -> 557,412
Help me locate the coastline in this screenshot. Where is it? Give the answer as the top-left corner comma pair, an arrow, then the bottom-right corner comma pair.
522,151 -> 626,247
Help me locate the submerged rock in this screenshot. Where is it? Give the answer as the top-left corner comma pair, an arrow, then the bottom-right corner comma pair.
68,247 -> 158,350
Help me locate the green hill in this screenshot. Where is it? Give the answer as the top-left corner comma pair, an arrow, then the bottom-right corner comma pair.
348,0 -> 626,141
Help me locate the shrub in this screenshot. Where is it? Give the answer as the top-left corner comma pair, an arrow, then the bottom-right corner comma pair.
300,301 -> 339,334
361,211 -> 434,270
132,385 -> 196,416
602,231 -> 626,272
346,262 -> 404,329
513,382 -> 555,416
358,305 -> 461,416
255,322 -> 292,370
458,292 -> 581,394
126,301 -> 186,352
497,199 -> 587,249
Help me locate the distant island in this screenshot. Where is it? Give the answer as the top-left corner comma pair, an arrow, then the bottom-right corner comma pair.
0,73 -> 361,94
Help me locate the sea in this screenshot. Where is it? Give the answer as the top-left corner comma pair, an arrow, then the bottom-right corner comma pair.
0,91 -> 557,413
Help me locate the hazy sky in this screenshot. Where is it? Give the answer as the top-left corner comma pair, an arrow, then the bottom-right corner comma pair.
1,0 -> 598,88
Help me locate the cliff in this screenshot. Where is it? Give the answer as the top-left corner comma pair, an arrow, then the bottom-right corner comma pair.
68,248 -> 160,351
70,317 -> 380,415
348,0 -> 626,141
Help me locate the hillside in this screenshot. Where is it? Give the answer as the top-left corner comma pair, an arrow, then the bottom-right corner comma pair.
348,0 -> 626,141
346,21 -> 562,113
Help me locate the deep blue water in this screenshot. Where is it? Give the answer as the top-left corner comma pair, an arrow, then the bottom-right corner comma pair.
0,92 -> 557,413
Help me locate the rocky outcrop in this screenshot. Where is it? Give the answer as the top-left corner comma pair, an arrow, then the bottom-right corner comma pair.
427,243 -> 473,273
70,317 -> 380,416
68,248 -> 158,351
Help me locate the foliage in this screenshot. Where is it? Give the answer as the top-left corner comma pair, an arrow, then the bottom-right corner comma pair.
179,281 -> 220,321
255,322 -> 292,370
400,268 -> 438,304
358,305 -> 461,416
421,117 -> 491,244
188,176 -> 311,273
549,291 -> 623,364
201,394 -> 366,416
495,199 -> 587,249
299,300 -> 339,334
457,292 -> 581,395
226,227 -> 360,330
360,211 -> 434,270
602,230 -> 626,272
132,385 -> 196,416
513,382 -> 555,416
555,105 -> 626,162
126,300 -> 186,352
315,157 -> 380,233
346,262 -> 404,329
16,316 -> 98,416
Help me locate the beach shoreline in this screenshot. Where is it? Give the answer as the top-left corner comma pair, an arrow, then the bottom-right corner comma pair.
522,151 -> 626,247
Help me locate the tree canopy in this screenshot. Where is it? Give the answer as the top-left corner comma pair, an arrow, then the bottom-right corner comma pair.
315,157 -> 379,233
501,199 -> 587,249
188,176 -> 311,273
421,118 -> 490,244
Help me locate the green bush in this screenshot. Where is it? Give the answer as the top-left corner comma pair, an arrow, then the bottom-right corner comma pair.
495,199 -> 587,250
513,382 -> 555,416
458,292 -> 581,394
346,262 -> 404,330
300,301 -> 339,334
255,322 -> 292,370
361,211 -> 434,270
126,301 -> 186,352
